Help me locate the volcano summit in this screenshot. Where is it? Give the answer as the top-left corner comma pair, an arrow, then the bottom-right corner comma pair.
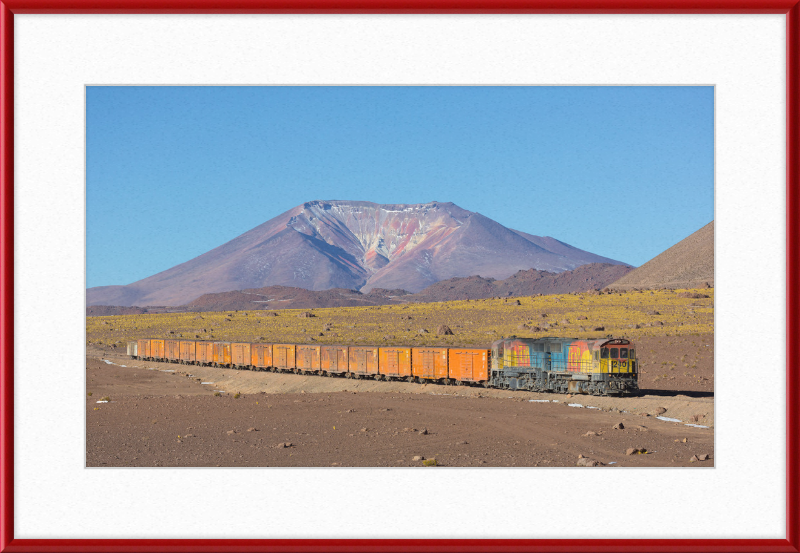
87,200 -> 628,307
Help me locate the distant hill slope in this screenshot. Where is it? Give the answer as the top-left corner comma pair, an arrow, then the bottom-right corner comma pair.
185,286 -> 409,312
409,263 -> 632,302
87,200 -> 629,307
88,262 -> 631,314
609,222 -> 714,290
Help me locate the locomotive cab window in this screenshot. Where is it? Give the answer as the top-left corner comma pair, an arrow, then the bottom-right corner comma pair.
620,348 -> 628,359
534,343 -> 544,352
548,343 -> 561,353
601,348 -> 609,359
610,348 -> 619,359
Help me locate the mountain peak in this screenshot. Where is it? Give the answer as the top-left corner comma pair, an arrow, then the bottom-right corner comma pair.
87,200 -> 627,306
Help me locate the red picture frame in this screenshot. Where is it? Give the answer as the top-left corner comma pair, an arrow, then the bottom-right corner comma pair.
1,3 -> 798,552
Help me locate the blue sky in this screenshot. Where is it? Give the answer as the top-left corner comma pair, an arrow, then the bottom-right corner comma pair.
87,86 -> 713,289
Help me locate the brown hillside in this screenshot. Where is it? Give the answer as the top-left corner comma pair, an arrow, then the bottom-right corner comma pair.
408,263 -> 632,302
185,286 -> 410,312
610,222 -> 714,290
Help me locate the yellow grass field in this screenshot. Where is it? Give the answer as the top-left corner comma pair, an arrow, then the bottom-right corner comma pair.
87,288 -> 714,348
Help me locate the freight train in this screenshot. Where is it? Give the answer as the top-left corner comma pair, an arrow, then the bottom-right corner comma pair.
128,336 -> 638,396
128,337 -> 639,395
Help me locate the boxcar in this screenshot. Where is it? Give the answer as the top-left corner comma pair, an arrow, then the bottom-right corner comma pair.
272,344 -> 297,371
179,340 -> 196,364
213,342 -> 232,367
411,347 -> 448,382
150,339 -> 165,361
196,341 -> 214,366
448,348 -> 489,384
296,345 -> 321,374
320,345 -> 348,375
137,339 -> 150,359
348,346 -> 379,378
127,341 -> 138,358
378,347 -> 412,381
165,339 -> 180,362
231,343 -> 251,368
251,344 -> 273,371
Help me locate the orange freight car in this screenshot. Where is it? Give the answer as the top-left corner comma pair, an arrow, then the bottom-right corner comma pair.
296,345 -> 321,374
251,344 -> 273,371
231,343 -> 251,368
412,347 -> 448,383
348,346 -> 379,378
137,339 -> 151,359
165,339 -> 180,362
213,342 -> 231,367
179,340 -> 196,364
151,339 -> 165,361
449,348 -> 490,384
321,346 -> 348,375
272,344 -> 297,371
378,347 -> 412,381
196,341 -> 214,366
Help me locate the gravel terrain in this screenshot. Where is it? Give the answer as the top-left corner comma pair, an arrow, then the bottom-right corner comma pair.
87,348 -> 714,468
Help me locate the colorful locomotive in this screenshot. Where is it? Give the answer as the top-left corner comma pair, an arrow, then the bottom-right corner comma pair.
127,335 -> 638,396
490,336 -> 638,395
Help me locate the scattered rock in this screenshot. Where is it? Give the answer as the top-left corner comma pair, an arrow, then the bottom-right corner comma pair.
513,299 -> 521,305
298,312 -> 316,318
647,310 -> 660,315
626,447 -> 642,455
576,458 -> 604,467
613,422 -> 624,430
593,326 -> 605,331
226,430 -> 237,435
418,328 -> 429,334
247,427 -> 258,432
412,455 -> 424,461
689,454 -> 699,462
276,442 -> 293,448
360,428 -> 368,432
576,315 -> 587,320
419,428 -> 428,435
698,454 -> 710,461
383,335 -> 395,340
583,431 -> 598,437
633,425 -> 648,431
437,325 -> 454,336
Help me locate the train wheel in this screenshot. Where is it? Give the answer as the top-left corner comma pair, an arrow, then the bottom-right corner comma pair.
455,380 -> 463,386
482,381 -> 491,388
443,379 -> 451,386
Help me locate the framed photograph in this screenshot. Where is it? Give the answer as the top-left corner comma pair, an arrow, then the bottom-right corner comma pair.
1,3 -> 797,552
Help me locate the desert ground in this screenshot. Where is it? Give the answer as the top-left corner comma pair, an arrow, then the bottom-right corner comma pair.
85,288 -> 714,468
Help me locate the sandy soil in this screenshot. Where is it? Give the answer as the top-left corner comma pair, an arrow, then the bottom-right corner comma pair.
87,348 -> 713,468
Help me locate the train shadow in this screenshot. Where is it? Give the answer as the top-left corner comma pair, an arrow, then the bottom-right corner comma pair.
638,388 -> 714,399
